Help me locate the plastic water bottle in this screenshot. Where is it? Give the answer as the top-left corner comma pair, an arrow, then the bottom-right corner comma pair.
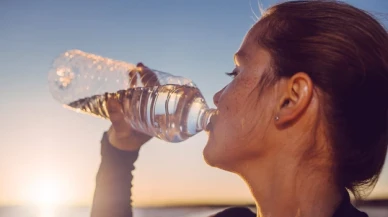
48,50 -> 216,142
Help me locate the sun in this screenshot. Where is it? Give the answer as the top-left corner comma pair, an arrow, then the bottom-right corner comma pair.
24,176 -> 71,217
34,180 -> 62,205
27,176 -> 69,207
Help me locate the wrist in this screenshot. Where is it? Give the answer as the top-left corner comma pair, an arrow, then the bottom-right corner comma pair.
101,132 -> 140,166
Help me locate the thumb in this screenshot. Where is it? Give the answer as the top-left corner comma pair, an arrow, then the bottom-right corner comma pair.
106,97 -> 127,128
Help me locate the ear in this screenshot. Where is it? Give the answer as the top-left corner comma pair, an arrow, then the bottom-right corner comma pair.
275,72 -> 313,126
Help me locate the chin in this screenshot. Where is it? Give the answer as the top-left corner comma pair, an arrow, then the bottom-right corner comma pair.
203,139 -> 232,170
203,140 -> 215,166
203,138 -> 223,168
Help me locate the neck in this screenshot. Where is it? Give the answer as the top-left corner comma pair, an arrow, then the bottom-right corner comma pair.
237,154 -> 342,217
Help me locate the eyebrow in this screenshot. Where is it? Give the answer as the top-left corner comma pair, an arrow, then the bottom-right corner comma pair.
234,51 -> 248,66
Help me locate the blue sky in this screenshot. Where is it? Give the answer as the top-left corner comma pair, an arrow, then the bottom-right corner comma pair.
1,0 -> 388,206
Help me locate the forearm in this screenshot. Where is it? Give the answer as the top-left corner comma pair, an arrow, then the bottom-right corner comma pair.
91,132 -> 139,217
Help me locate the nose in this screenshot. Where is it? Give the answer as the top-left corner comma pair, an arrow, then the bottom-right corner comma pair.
213,86 -> 225,107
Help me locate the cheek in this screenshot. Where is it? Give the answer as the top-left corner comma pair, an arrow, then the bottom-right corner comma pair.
218,75 -> 260,113
214,89 -> 276,154
206,73 -> 276,164
215,88 -> 264,147
218,103 -> 262,147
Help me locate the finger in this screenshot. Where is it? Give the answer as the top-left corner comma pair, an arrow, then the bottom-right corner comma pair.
128,63 -> 150,87
106,97 -> 122,115
106,95 -> 134,134
106,97 -> 126,123
129,62 -> 164,90
129,63 -> 159,87
128,68 -> 139,87
136,63 -> 161,87
140,70 -> 160,87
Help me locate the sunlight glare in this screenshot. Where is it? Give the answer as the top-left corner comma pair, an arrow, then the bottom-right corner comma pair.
30,178 -> 63,206
25,175 -> 72,209
23,173 -> 75,217
38,205 -> 57,217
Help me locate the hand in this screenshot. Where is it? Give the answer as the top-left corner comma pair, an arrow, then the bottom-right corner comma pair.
106,63 -> 159,151
106,97 -> 151,151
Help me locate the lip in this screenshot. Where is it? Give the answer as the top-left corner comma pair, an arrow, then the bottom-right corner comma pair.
205,121 -> 213,132
205,113 -> 217,132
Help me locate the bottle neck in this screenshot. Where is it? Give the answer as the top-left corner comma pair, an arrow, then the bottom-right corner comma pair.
198,108 -> 217,131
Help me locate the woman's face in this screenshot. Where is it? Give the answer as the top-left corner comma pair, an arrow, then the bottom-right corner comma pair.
204,25 -> 281,170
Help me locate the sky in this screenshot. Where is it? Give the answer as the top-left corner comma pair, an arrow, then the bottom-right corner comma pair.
1,0 -> 388,207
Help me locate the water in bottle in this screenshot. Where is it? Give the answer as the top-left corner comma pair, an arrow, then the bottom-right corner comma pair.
48,50 -> 216,142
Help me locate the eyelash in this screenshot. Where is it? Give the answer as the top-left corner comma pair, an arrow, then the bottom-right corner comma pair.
226,69 -> 238,78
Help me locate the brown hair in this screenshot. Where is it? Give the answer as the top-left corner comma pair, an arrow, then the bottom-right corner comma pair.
258,0 -> 388,198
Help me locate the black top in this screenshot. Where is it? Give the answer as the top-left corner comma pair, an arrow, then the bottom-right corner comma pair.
90,132 -> 368,217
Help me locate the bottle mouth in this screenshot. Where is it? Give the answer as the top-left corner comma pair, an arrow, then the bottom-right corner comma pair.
199,108 -> 218,131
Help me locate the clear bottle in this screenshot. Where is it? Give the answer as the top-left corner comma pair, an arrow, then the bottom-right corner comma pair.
48,50 -> 216,142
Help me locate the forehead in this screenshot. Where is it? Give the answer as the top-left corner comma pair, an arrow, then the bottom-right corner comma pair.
236,21 -> 265,60
235,21 -> 269,65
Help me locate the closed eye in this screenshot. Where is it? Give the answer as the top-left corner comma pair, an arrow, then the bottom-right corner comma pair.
225,68 -> 238,78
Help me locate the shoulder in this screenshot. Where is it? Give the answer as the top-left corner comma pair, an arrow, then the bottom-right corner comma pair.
333,190 -> 369,217
211,207 -> 255,217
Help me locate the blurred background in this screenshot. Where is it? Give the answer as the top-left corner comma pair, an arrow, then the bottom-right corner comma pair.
1,0 -> 387,216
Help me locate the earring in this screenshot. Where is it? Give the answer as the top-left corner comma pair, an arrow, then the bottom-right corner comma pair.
275,116 -> 279,121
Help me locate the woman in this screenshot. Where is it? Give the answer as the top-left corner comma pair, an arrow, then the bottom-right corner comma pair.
90,1 -> 388,217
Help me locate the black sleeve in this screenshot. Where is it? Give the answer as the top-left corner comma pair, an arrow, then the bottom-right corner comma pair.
91,132 -> 139,217
211,207 -> 256,217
